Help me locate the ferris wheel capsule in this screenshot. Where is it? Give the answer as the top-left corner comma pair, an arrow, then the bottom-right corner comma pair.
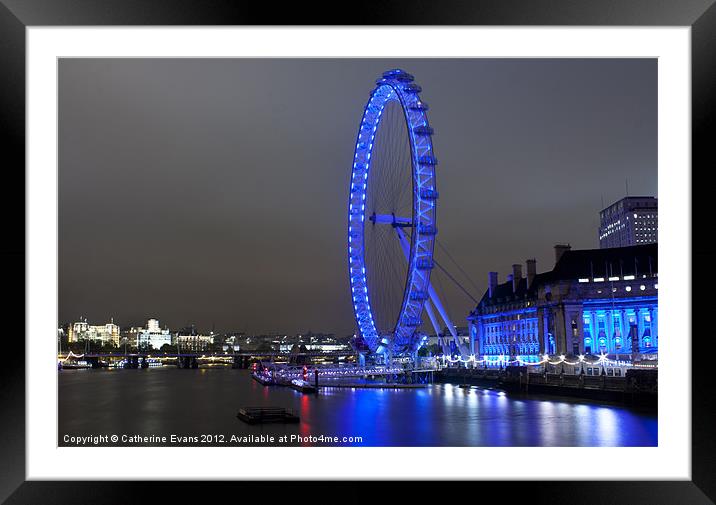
347,70 -> 438,358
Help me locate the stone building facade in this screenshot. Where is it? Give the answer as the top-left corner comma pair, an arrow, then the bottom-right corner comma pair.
467,243 -> 657,363
67,318 -> 121,346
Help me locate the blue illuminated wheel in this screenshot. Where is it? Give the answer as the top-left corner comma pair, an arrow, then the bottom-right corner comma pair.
348,69 -> 438,358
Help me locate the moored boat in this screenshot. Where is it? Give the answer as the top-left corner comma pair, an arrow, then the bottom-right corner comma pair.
289,378 -> 317,394
58,360 -> 91,369
251,372 -> 274,386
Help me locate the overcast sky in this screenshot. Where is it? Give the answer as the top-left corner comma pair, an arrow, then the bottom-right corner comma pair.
58,58 -> 656,335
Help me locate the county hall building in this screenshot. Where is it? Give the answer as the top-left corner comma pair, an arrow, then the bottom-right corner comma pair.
467,243 -> 658,364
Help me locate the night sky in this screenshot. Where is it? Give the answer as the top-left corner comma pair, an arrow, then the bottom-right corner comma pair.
58,58 -> 656,335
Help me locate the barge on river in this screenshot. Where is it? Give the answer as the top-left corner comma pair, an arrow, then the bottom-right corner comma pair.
237,407 -> 299,424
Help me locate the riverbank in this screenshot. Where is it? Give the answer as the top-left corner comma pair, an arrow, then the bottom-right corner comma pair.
437,366 -> 657,406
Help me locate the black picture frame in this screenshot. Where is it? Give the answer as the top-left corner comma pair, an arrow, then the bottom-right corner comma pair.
1,1 -> 712,503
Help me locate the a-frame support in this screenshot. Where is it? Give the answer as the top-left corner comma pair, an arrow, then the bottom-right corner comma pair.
394,226 -> 469,358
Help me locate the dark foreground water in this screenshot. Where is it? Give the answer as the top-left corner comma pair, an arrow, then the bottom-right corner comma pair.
58,366 -> 657,447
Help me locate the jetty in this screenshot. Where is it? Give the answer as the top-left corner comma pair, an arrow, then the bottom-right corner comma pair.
250,362 -> 435,391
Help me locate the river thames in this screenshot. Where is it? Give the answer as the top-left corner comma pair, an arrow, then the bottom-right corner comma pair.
58,367 -> 657,447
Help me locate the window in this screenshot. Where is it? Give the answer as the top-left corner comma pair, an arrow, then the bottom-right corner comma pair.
598,318 -> 606,335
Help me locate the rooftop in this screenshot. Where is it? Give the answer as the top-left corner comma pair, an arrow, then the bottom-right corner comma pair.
477,243 -> 657,308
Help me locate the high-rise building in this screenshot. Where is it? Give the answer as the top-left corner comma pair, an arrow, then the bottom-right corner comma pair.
598,196 -> 657,249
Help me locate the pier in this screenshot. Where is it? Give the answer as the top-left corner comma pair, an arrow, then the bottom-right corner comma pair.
251,362 -> 436,392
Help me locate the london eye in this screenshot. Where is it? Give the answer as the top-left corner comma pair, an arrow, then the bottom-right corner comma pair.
348,69 -> 467,361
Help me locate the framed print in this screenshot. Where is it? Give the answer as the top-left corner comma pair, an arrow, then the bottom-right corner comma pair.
1,0 -> 713,503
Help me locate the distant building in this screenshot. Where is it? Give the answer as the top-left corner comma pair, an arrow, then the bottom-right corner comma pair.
278,343 -> 351,353
176,334 -> 214,351
68,318 -> 120,346
468,243 -> 658,364
68,319 -> 88,342
599,196 -> 657,248
175,325 -> 214,351
120,326 -> 143,347
137,318 -> 172,350
222,333 -> 243,352
222,342 -> 241,353
437,326 -> 469,355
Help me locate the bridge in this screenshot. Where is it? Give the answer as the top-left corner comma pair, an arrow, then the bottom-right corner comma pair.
58,350 -> 357,369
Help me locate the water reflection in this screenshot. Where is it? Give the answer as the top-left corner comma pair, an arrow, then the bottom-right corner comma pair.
58,368 -> 657,447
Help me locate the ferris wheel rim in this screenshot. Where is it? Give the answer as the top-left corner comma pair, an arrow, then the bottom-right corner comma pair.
347,69 -> 438,357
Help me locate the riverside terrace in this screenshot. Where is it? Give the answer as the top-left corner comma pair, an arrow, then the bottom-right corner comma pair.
438,365 -> 657,406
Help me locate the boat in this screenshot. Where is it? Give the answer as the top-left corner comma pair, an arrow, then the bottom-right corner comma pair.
251,372 -> 274,386
237,407 -> 299,424
289,378 -> 317,394
58,360 -> 91,370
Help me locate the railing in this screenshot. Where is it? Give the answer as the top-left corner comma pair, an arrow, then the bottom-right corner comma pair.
438,366 -> 658,395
